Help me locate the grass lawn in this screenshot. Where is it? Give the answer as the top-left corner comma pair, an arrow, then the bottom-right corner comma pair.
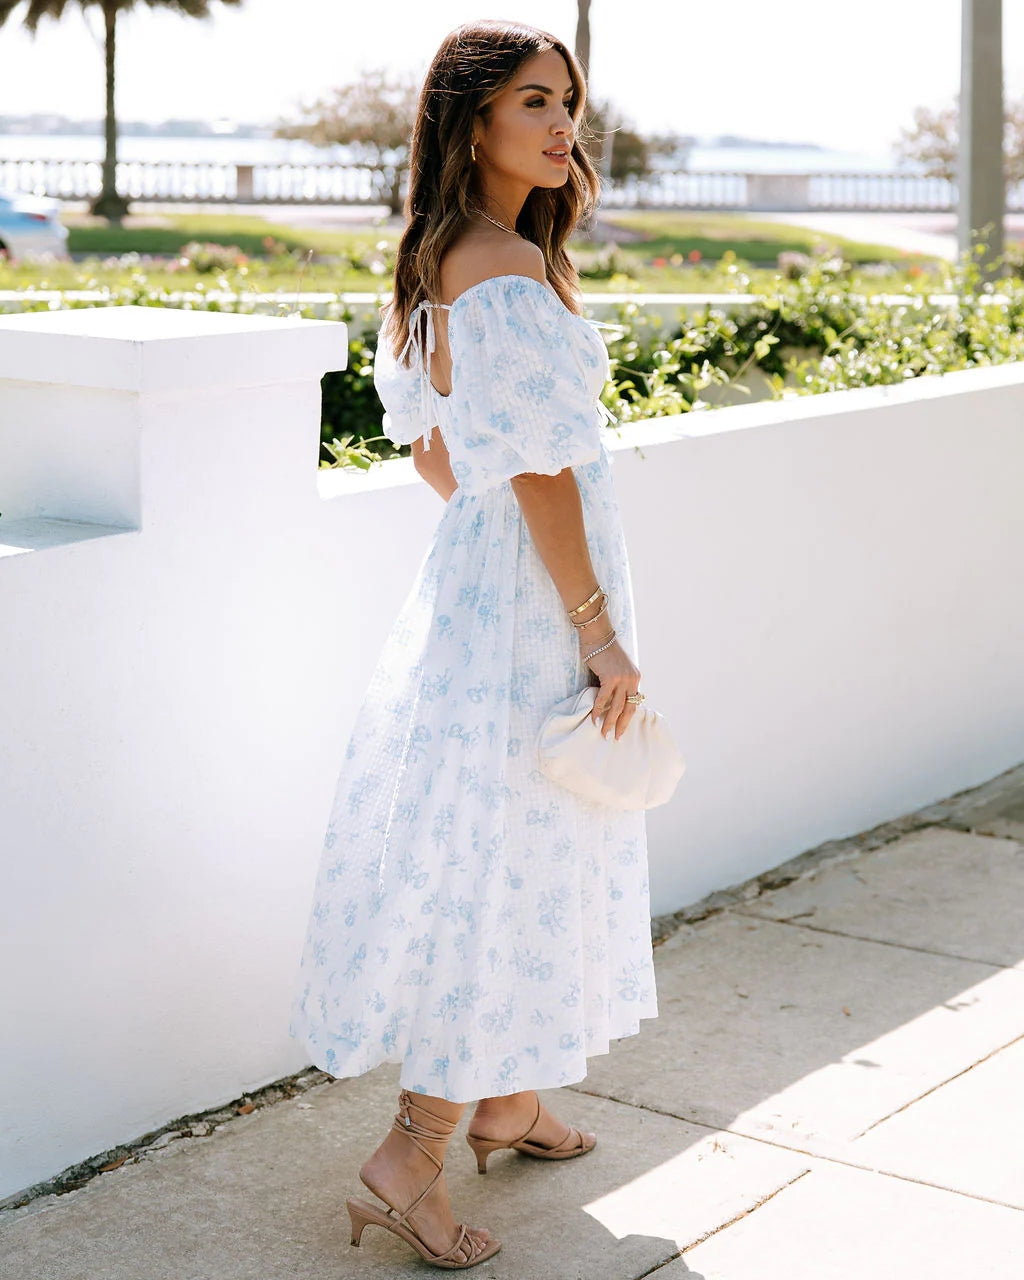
62,212 -> 395,259
0,209 -> 949,296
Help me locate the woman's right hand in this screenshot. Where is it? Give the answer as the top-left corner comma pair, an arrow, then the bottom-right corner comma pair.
582,638 -> 641,740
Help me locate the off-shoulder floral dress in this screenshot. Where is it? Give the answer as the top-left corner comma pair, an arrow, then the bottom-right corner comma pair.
289,273 -> 658,1101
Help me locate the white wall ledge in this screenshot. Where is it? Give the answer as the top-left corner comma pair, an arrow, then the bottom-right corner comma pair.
0,305 -> 348,393
0,306 -> 348,532
0,516 -> 137,558
634,357 -> 1024,439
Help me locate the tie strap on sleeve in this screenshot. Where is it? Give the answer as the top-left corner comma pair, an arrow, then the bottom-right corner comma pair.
396,298 -> 450,453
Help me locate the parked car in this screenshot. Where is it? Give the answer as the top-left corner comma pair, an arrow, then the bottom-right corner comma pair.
0,187 -> 70,262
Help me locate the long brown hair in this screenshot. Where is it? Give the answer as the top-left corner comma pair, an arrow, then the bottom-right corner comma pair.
383,19 -> 600,362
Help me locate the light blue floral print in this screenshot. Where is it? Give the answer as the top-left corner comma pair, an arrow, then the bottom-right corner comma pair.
289,274 -> 658,1102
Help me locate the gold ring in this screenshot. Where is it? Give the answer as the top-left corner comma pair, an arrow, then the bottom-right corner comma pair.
625,693 -> 646,705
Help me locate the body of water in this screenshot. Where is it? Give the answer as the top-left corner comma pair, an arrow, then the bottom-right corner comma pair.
0,133 -> 908,174
683,143 -> 902,173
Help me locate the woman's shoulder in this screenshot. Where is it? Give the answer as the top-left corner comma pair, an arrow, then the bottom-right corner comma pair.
440,233 -> 547,307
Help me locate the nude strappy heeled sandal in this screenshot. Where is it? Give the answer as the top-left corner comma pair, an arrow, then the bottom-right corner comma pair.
465,1093 -> 597,1174
346,1089 -> 501,1270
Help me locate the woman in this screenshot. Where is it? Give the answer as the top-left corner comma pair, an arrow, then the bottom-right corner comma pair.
289,18 -> 658,1270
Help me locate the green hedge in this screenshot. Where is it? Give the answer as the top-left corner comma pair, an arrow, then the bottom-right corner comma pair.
10,247 -> 1024,471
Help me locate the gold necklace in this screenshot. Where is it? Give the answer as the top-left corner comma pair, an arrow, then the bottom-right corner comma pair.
472,205 -> 520,237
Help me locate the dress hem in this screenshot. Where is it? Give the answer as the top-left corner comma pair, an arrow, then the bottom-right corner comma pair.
289,1003 -> 659,1104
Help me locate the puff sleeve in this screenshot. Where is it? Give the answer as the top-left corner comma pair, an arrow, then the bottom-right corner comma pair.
445,275 -> 610,495
372,301 -> 441,451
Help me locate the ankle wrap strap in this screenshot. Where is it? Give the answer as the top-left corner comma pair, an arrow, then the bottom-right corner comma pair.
391,1089 -> 456,1179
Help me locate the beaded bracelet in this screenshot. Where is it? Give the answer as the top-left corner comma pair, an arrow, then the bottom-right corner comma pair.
582,629 -> 617,663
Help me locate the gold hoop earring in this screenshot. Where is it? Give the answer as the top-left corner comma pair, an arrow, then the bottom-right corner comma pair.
470,140 -> 477,162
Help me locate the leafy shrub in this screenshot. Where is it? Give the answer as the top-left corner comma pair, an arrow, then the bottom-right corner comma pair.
573,242 -> 633,281
319,327 -> 404,467
9,243 -> 1024,473
351,239 -> 396,279
761,248 -> 1024,395
177,241 -> 250,273
777,250 -> 813,279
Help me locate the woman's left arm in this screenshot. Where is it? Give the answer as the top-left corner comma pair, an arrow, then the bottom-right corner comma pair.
411,426 -> 458,502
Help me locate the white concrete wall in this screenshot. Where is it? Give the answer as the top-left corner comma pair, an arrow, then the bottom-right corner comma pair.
619,370 -> 1024,910
1,306 -> 1023,1202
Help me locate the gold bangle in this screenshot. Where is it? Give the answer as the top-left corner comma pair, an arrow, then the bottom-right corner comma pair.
569,590 -> 608,626
568,585 -> 603,617
571,599 -> 610,630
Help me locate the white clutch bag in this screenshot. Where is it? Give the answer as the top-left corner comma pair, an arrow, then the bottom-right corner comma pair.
536,685 -> 686,811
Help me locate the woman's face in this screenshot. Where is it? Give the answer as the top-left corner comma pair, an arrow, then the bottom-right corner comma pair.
473,48 -> 577,193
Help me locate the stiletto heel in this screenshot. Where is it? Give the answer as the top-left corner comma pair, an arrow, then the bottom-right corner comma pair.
347,1199 -> 371,1246
466,1093 -> 597,1173
465,1135 -> 508,1175
352,1090 -> 501,1269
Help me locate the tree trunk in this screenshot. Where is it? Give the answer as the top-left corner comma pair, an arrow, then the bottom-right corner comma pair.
958,0 -> 1004,275
89,0 -> 130,220
575,0 -> 599,238
575,0 -> 592,80
392,166 -> 404,216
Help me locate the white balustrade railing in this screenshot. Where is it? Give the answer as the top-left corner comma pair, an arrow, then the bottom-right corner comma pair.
5,157 -> 1022,212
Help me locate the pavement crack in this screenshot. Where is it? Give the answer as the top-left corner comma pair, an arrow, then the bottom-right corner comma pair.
735,913 -> 1014,969
566,1083 -> 1024,1213
631,1249 -> 685,1278
855,1031 -> 1024,1138
679,1169 -> 813,1252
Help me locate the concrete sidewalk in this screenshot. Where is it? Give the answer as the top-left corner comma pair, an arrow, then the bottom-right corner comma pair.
2,765 -> 1023,1279
759,210 -> 1024,260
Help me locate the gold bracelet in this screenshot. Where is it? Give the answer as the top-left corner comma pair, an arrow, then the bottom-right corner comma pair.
582,629 -> 617,662
571,599 -> 610,630
569,590 -> 608,627
567,585 -> 603,618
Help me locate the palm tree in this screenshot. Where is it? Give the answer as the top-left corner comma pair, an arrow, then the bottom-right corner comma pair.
575,0 -> 591,79
574,0 -> 603,237
0,0 -> 244,221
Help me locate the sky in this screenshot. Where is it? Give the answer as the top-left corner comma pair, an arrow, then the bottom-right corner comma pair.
0,0 -> 1021,155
